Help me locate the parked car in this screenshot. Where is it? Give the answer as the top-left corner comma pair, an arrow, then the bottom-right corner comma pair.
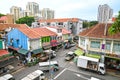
0,74 -> 15,80
39,53 -> 49,62
43,50 -> 56,59
39,61 -> 59,72
65,43 -> 76,49
65,51 -> 75,61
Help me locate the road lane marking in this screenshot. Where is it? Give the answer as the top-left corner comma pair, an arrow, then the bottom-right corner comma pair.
67,68 -> 91,76
74,73 -> 89,80
11,67 -> 25,75
54,68 -> 67,80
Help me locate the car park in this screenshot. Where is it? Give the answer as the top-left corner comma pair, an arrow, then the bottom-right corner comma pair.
65,51 -> 75,61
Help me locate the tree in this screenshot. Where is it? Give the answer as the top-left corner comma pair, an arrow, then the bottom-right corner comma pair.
83,21 -> 98,28
89,21 -> 98,27
83,21 -> 89,28
0,13 -> 5,17
16,16 -> 35,26
109,11 -> 120,34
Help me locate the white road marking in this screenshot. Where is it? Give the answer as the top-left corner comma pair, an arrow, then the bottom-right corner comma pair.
74,73 -> 89,80
54,68 -> 67,80
67,68 -> 91,76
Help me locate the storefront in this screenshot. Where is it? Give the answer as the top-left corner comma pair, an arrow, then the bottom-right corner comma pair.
105,54 -> 120,70
17,48 -> 29,60
8,46 -> 19,56
51,40 -> 58,50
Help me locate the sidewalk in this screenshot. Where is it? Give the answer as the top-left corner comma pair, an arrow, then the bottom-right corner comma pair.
107,69 -> 120,78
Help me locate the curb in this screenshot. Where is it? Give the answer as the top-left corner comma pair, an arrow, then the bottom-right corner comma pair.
107,72 -> 120,78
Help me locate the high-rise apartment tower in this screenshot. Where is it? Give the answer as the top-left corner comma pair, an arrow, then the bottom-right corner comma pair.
98,4 -> 113,23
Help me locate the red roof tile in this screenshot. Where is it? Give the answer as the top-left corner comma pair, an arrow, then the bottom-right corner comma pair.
32,27 -> 57,37
62,28 -> 71,34
0,50 -> 9,57
0,16 -> 7,21
79,23 -> 120,39
39,18 -> 79,23
0,24 -> 29,31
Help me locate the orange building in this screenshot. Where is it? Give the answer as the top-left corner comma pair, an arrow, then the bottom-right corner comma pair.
0,14 -> 14,24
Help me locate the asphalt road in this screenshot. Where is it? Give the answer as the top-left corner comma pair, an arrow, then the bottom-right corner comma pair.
12,46 -> 120,80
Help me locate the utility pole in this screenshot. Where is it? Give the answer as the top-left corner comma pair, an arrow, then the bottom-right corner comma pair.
48,50 -> 53,80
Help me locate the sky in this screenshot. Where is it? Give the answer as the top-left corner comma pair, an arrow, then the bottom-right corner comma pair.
0,0 -> 119,20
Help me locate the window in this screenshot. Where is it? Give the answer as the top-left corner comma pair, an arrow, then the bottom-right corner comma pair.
90,41 -> 100,49
105,42 -> 111,51
57,29 -> 62,33
113,42 -> 120,53
58,22 -> 63,25
80,38 -> 85,46
47,23 -> 50,25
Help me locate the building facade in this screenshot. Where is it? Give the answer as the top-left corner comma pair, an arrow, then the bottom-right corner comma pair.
10,6 -> 22,23
98,4 -> 113,23
0,14 -> 14,24
78,23 -> 120,70
40,8 -> 54,20
26,2 -> 39,17
37,18 -> 83,35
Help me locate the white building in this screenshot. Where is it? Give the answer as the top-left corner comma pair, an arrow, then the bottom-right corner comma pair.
97,4 -> 113,23
40,8 -> 54,20
37,18 -> 83,35
10,6 -> 22,23
26,2 -> 40,17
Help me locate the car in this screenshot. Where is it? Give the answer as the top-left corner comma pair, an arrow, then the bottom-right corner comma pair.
65,51 -> 75,61
39,53 -> 49,62
65,43 -> 76,49
43,50 -> 56,59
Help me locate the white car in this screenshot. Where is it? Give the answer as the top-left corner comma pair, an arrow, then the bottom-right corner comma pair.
43,50 -> 56,59
65,51 -> 75,61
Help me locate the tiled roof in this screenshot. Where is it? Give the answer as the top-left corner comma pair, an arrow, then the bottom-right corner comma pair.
32,27 -> 57,37
39,18 -> 79,23
0,24 -> 29,31
48,26 -> 60,29
18,28 -> 40,39
62,28 -> 71,34
0,24 -> 40,39
48,26 -> 71,34
0,16 -> 7,21
79,23 -> 120,39
0,50 -> 9,56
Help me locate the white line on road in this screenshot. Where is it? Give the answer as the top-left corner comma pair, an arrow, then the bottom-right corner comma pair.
54,68 -> 67,80
74,73 -> 89,80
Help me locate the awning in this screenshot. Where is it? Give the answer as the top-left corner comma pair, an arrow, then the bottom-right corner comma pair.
0,50 -> 9,57
105,56 -> 120,60
74,49 -> 84,56
43,45 -> 52,50
32,48 -> 43,54
8,46 -> 19,51
17,49 -> 29,55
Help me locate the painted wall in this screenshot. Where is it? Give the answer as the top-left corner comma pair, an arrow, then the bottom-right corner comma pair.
7,28 -> 28,50
29,39 -> 41,50
0,40 -> 3,49
79,36 -> 120,55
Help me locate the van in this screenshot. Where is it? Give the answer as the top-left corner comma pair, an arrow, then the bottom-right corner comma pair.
0,74 -> 15,80
43,50 -> 56,59
39,61 -> 59,72
21,70 -> 45,80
